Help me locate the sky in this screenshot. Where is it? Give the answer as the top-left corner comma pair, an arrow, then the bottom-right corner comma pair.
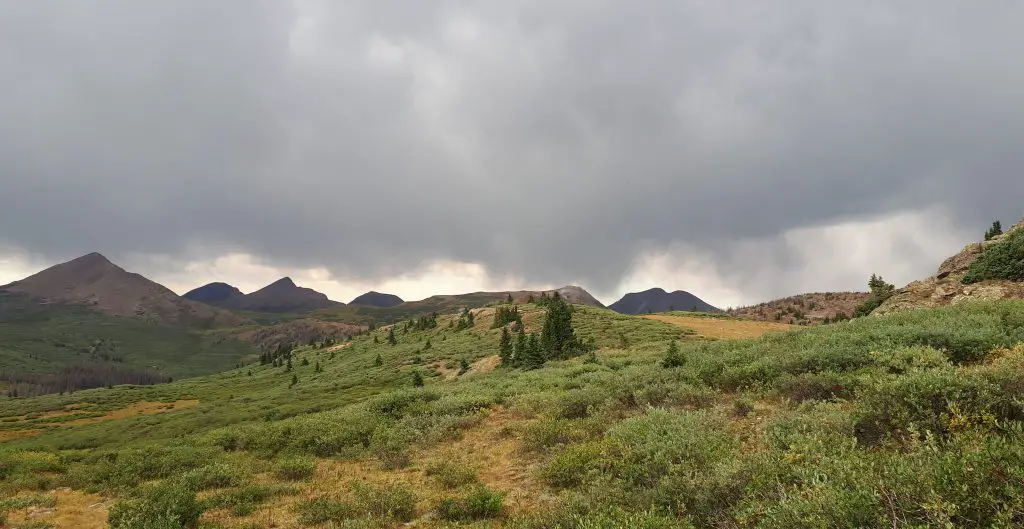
1,1 -> 1022,308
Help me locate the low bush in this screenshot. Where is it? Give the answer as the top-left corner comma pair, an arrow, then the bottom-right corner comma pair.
425,459 -> 479,488
294,496 -> 357,525
542,441 -> 608,489
203,483 -> 292,517
275,456 -> 316,481
351,481 -> 417,522
108,480 -> 201,529
436,485 -> 505,521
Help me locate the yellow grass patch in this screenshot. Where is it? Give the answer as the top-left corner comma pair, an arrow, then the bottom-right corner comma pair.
644,314 -> 796,340
1,400 -> 200,441
4,488 -> 111,529
201,407 -> 549,528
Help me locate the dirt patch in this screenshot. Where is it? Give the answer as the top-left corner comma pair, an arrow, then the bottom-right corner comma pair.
4,489 -> 111,528
432,355 -> 502,380
324,341 -> 353,353
644,314 -> 795,340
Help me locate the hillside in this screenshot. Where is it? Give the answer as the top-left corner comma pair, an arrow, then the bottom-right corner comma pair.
349,291 -> 404,308
0,253 -> 245,327
609,287 -> 718,314
6,300 -> 1024,527
0,291 -> 256,397
218,278 -> 342,313
875,217 -> 1024,315
727,292 -> 869,325
183,282 -> 244,305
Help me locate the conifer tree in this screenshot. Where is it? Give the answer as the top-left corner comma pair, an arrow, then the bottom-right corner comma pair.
412,371 -> 424,387
286,357 -> 293,371
498,327 -> 513,365
374,353 -> 383,367
459,358 -> 470,375
301,357 -> 309,366
387,327 -> 397,346
662,340 -> 685,368
290,374 -> 298,387
424,339 -> 432,350
540,293 -> 577,360
523,333 -> 544,369
514,328 -> 528,366
314,361 -> 322,373
507,293 -> 514,303
374,335 -> 380,344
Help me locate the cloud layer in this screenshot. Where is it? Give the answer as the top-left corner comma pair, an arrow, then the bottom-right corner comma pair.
1,1 -> 1022,303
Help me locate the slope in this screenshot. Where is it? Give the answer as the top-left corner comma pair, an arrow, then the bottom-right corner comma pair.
5,301 -> 1024,527
1,252 -> 245,327
609,287 -> 718,314
727,292 -> 869,325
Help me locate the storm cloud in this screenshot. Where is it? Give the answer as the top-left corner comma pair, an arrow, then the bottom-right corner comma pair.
2,1 -> 1023,303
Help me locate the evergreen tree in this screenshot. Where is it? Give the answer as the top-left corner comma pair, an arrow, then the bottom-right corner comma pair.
662,340 -> 685,368
374,353 -> 383,367
387,327 -> 397,346
985,220 -> 1003,241
514,328 -> 528,366
301,357 -> 309,366
374,335 -> 380,344
507,293 -> 514,303
290,374 -> 298,387
459,358 -> 470,375
286,357 -> 293,371
523,333 -> 544,369
527,294 -> 535,304
412,371 -> 425,387
540,293 -> 577,360
314,361 -> 322,373
424,338 -> 432,350
498,327 -> 513,365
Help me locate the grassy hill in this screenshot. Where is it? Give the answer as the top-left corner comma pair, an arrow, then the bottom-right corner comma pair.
4,301 -> 1024,527
0,292 -> 256,396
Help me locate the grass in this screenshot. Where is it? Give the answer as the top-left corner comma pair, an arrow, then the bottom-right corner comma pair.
4,300 -> 1024,526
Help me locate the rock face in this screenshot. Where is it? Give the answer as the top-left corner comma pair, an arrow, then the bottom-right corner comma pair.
874,217 -> 1024,315
183,282 -> 244,305
0,253 -> 246,327
350,291 -> 404,308
220,277 -> 341,313
609,288 -> 719,314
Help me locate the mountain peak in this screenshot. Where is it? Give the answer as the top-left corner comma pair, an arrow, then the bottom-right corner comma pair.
609,288 -> 718,314
350,291 -> 404,308
270,277 -> 296,288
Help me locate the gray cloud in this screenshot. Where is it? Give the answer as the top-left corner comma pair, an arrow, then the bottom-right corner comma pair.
2,0 -> 1023,295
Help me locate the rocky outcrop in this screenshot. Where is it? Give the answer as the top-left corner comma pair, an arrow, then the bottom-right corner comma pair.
874,217 -> 1024,315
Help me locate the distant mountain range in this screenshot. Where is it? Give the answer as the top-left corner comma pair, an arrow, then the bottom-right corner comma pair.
185,278 -> 342,313
350,291 -> 404,308
608,287 -> 718,314
0,252 -> 244,327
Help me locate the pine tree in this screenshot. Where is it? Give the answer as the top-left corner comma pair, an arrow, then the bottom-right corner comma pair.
985,220 -> 1003,241
374,335 -> 380,344
290,374 -> 298,387
498,327 -> 513,365
424,339 -> 432,350
286,357 -> 293,371
514,328 -> 528,366
301,357 -> 309,366
507,293 -> 514,303
374,354 -> 383,367
314,361 -> 322,373
387,327 -> 397,346
523,333 -> 544,369
412,371 -> 425,387
540,293 -> 577,360
662,340 -> 685,368
459,358 -> 470,375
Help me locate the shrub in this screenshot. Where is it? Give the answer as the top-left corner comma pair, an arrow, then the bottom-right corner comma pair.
425,459 -> 479,489
294,496 -> 356,525
203,483 -> 291,517
108,480 -> 201,529
180,464 -> 239,491
436,486 -> 505,521
275,456 -> 316,481
777,372 -> 849,402
351,481 -> 417,522
542,441 -> 607,488
964,227 -> 1024,283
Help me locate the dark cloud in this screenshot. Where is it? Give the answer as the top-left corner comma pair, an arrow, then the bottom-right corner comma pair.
2,0 -> 1023,293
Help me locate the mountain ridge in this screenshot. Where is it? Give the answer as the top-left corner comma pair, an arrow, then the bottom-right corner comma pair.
608,287 -> 718,314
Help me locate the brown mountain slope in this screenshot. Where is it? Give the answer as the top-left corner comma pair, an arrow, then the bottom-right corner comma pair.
0,252 -> 246,327
874,217 -> 1024,315
220,277 -> 342,313
727,292 -> 869,325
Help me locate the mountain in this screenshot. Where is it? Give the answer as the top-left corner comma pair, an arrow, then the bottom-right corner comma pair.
726,292 -> 869,325
220,277 -> 341,313
183,282 -> 244,305
0,252 -> 244,327
874,217 -> 1024,315
350,291 -> 404,308
609,287 -> 718,314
